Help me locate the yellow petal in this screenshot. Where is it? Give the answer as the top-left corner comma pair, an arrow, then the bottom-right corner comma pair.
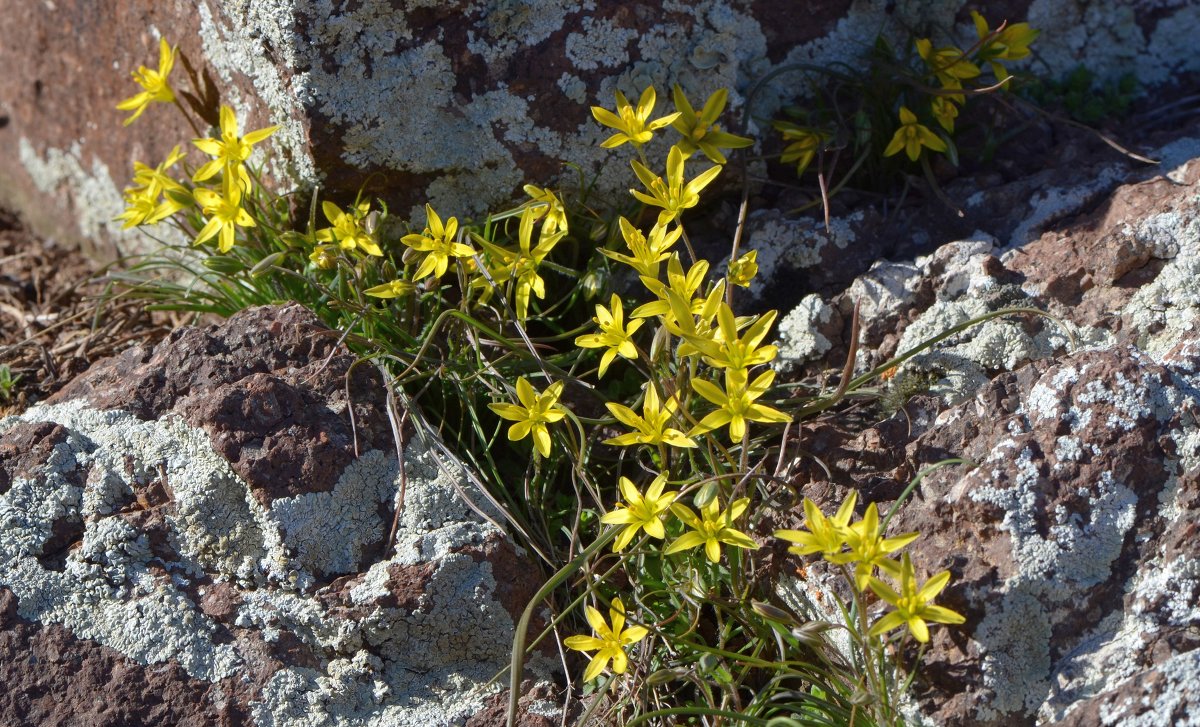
219,105 -> 238,137
243,124 -> 281,145
532,425 -> 551,457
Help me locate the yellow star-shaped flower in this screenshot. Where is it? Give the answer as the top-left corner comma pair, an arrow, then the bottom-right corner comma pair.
868,553 -> 966,644
603,385 -> 696,449
599,217 -> 681,278
575,294 -> 643,377
522,184 -> 568,236
971,11 -> 1039,84
774,122 -> 829,177
563,597 -> 649,682
829,502 -> 920,592
193,180 -> 256,254
665,496 -> 759,563
591,86 -> 680,149
915,38 -> 981,93
688,368 -> 791,443
116,37 -> 177,126
316,201 -> 383,257
775,491 -> 859,560
684,303 -> 778,373
402,204 -> 476,281
669,85 -> 753,165
630,145 -> 722,225
883,106 -> 948,162
600,473 -> 678,552
487,377 -> 567,458
193,105 -> 280,184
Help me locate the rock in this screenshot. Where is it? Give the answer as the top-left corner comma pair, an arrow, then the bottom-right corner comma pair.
0,303 -> 557,725
768,135 -> 1200,724
889,338 -> 1200,725
5,1 -> 1199,252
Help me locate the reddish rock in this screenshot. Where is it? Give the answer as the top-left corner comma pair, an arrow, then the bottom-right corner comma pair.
50,303 -> 392,506
0,588 -> 246,726
466,680 -> 570,727
0,303 -> 555,725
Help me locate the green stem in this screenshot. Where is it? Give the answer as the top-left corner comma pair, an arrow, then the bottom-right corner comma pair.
506,527 -> 619,727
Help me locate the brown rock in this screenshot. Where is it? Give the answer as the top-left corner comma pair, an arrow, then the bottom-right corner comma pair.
0,303 -> 552,724
0,588 -> 247,727
50,303 -> 392,506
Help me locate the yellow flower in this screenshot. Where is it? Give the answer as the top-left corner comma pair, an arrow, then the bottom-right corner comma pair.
316,201 -> 383,257
131,145 -> 188,199
630,145 -> 722,225
727,250 -> 758,288
774,122 -> 828,177
487,377 -> 567,458
665,497 -> 759,563
575,294 -> 644,377
117,187 -> 173,229
684,303 -> 778,373
689,368 -> 791,442
603,385 -> 696,449
402,204 -> 476,281
522,184 -> 568,236
868,553 -> 966,644
591,87 -> 680,149
193,181 -> 256,254
116,37 -> 177,126
775,491 -> 858,559
931,96 -> 959,133
883,106 -> 948,162
661,283 -> 726,359
829,502 -> 919,592
364,279 -> 416,298
670,85 -> 753,164
193,105 -> 280,185
474,207 -> 564,321
309,245 -> 338,270
563,597 -> 649,682
632,254 -> 709,322
971,11 -> 1039,83
599,217 -> 681,278
915,38 -> 981,92
117,146 -> 189,228
600,473 -> 678,551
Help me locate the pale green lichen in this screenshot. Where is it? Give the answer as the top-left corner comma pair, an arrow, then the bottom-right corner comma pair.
0,400 -> 245,682
566,16 -> 636,71
0,398 -> 555,724
17,138 -> 135,245
775,294 -> 835,369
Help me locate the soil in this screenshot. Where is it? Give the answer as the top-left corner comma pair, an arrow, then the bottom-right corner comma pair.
0,210 -> 170,416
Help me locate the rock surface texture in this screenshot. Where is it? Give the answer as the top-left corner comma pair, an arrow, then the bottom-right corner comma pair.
771,134 -> 1200,725
0,304 -> 555,726
4,0 -> 1199,251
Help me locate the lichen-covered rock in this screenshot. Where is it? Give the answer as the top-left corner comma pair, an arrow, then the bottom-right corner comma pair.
765,132 -> 1200,725
0,304 -> 555,726
776,135 -> 1200,405
5,0 -> 1198,252
774,338 -> 1200,726
890,338 -> 1200,725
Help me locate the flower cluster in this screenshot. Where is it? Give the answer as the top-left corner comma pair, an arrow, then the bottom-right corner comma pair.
775,493 -> 965,644
115,33 -> 976,709
565,83 -> 785,683
115,39 -> 287,257
774,13 -> 1039,176
882,14 -> 1038,164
